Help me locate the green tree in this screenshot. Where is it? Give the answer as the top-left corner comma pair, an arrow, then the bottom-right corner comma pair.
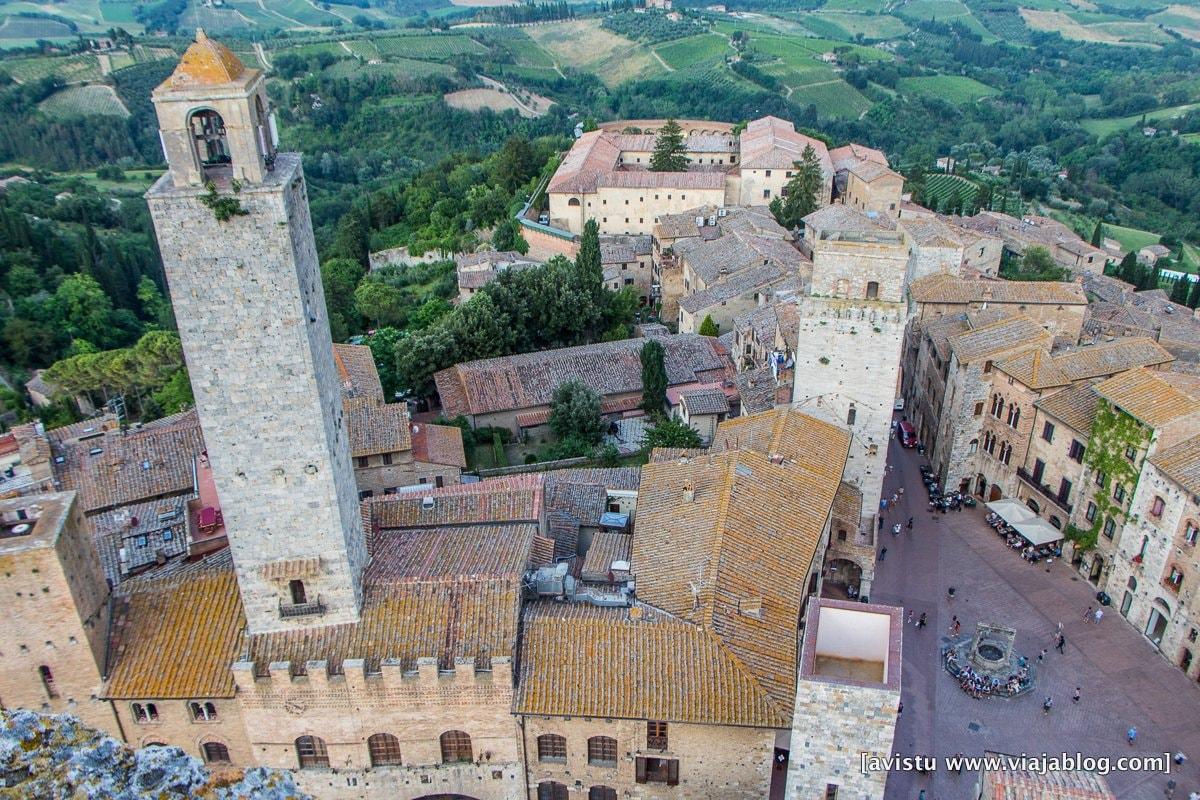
549,379 -> 604,445
49,273 -> 135,350
353,280 -> 407,327
1090,220 -> 1104,247
644,414 -> 702,450
395,325 -> 458,398
650,119 -> 689,172
321,257 -> 366,340
768,144 -> 824,230
333,207 -> 371,267
136,277 -> 173,330
575,218 -> 602,280
1171,277 -> 1191,305
1116,251 -> 1139,284
1011,245 -> 1069,281
151,368 -> 194,415
640,339 -> 667,415
698,315 -> 719,337
492,218 -> 529,254
490,135 -> 536,192
1187,279 -> 1200,310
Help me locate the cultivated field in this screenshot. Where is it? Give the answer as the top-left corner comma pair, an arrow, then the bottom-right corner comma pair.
898,75 -> 998,104
526,19 -> 664,87
1020,8 -> 1169,46
1080,102 -> 1200,137
37,83 -> 128,118
4,52 -> 102,83
373,32 -> 488,60
653,33 -> 728,69
922,173 -> 979,209
804,11 -> 910,41
444,86 -> 552,117
1148,4 -> 1200,40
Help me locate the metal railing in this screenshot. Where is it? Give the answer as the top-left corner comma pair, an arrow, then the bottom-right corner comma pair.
279,596 -> 325,619
1015,468 -> 1073,513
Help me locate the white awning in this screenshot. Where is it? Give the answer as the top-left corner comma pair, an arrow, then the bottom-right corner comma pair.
985,499 -> 1063,546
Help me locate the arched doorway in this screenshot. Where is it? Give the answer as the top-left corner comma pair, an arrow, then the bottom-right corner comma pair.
824,558 -> 863,600
1089,557 -> 1105,585
976,474 -> 986,496
988,485 -> 1002,502
1145,599 -> 1171,647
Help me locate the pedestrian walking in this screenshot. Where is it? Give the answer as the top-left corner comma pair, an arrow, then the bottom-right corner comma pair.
1174,752 -> 1187,766
1084,604 -> 1093,621
897,701 -> 904,716
898,486 -> 905,497
907,517 -> 914,530
892,522 -> 902,536
917,612 -> 927,629
1037,648 -> 1047,663
949,615 -> 959,634
1072,687 -> 1081,703
892,492 -> 899,505
1095,608 -> 1104,625
917,790 -> 925,800
880,547 -> 887,562
1056,634 -> 1066,654
952,619 -> 961,635
1128,726 -> 1138,745
947,586 -> 956,600
907,610 -> 914,625
1056,621 -> 1063,637
1043,696 -> 1053,715
879,516 -> 885,532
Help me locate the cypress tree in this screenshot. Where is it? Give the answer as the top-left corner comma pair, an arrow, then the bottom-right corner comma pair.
640,339 -> 667,415
1090,220 -> 1104,247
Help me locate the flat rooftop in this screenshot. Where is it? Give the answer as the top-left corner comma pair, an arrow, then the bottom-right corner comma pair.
799,597 -> 902,691
0,492 -> 74,554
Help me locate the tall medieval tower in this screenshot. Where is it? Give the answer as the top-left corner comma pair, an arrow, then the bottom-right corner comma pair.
146,31 -> 366,634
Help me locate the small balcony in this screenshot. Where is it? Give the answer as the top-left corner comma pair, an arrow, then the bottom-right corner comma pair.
279,596 -> 325,619
1015,468 -> 1073,514
646,735 -> 668,751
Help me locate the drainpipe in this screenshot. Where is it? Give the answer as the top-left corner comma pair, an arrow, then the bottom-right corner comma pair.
517,715 -> 531,800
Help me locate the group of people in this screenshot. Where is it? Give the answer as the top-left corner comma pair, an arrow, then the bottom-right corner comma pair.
944,648 -> 1030,699
985,512 -> 1062,563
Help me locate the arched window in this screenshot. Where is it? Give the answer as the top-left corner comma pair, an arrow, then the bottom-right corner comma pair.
590,787 -> 618,800
202,741 -> 230,764
367,733 -> 402,766
587,736 -> 618,767
567,198 -> 581,207
38,665 -> 57,698
131,702 -> 158,722
1026,498 -> 1040,513
189,701 -> 218,721
1128,576 -> 1138,591
295,735 -> 329,769
865,281 -> 879,300
289,579 -> 307,605
968,438 -> 978,454
440,730 -> 472,763
537,733 -> 567,763
538,782 -> 569,800
188,109 -> 230,175
1050,516 -> 1062,529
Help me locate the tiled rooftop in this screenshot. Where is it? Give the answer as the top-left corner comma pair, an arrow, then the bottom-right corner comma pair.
434,334 -> 732,418
996,349 -> 1070,390
1150,434 -> 1200,496
739,116 -> 832,174
365,474 -> 543,531
735,366 -> 780,415
580,531 -> 632,582
680,387 -> 731,415
1052,337 -> 1173,380
1094,367 -> 1200,428
345,401 -> 411,457
909,273 -> 1087,305
1034,383 -> 1100,436
947,314 -> 1051,363
332,343 -> 384,403
409,421 -> 467,468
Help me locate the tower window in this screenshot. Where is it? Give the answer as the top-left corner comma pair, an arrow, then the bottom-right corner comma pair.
440,730 -> 473,763
289,579 -> 307,605
132,702 -> 158,722
39,665 -> 57,699
188,109 -> 230,179
866,281 -> 879,300
368,733 -> 403,766
190,701 -> 218,722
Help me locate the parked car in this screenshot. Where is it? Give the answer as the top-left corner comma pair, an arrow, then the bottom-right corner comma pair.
893,397 -> 905,411
899,421 -> 917,448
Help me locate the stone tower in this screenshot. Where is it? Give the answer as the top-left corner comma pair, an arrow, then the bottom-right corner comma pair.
146,31 -> 366,634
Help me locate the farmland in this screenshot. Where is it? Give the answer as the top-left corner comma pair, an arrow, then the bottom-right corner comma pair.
38,83 -> 128,118
373,33 -> 488,60
653,33 -> 729,69
897,75 -> 999,105
1080,102 -> 1200,137
921,173 -> 980,210
526,19 -> 665,87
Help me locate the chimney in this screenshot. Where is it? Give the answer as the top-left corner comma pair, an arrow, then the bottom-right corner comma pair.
682,481 -> 695,503
981,284 -> 993,301
769,453 -> 784,465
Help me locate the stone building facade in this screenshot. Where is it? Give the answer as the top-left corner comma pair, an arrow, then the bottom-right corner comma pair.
146,35 -> 367,634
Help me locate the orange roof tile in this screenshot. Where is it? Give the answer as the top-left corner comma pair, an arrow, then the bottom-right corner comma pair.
161,30 -> 249,90
1094,367 -> 1200,427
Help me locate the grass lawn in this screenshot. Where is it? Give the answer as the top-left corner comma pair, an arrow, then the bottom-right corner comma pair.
1081,102 -> 1200,137
898,75 -> 998,104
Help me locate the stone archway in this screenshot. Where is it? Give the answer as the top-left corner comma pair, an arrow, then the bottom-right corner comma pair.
1145,599 -> 1171,647
824,558 -> 864,600
988,485 -> 1002,502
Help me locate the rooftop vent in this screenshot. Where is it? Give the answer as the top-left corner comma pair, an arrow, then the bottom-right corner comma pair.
141,460 -> 151,470
88,447 -> 103,456
421,496 -> 435,511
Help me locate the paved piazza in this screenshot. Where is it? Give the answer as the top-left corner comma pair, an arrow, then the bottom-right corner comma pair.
871,439 -> 1200,800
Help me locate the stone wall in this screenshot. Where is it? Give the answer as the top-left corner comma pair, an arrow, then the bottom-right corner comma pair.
522,223 -> 579,262
352,450 -> 461,498
809,238 -> 908,303
550,185 -> 727,237
521,715 -> 775,800
114,696 -> 252,766
933,359 -> 993,493
791,298 -> 905,518
976,377 -> 1040,500
148,155 -> 367,635
845,172 -> 903,220
232,657 -> 523,800
0,493 -> 116,737
1014,406 -> 1088,526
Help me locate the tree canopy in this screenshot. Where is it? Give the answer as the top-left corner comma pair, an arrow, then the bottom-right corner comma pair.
644,415 -> 702,450
769,144 -> 824,230
650,119 -> 689,172
640,339 -> 667,414
549,379 -> 605,445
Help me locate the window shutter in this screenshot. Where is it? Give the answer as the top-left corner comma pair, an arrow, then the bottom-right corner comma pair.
635,757 -> 647,784
667,759 -> 680,786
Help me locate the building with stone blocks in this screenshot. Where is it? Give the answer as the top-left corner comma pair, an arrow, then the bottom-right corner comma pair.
1013,383 -> 1097,539
954,211 -> 1111,275
786,599 -> 901,800
432,333 -> 734,436
0,492 -> 117,737
601,236 -> 654,305
731,301 -> 799,372
788,204 -> 908,521
146,34 -> 367,634
908,272 -> 1088,340
1104,435 -> 1200,680
546,116 -> 895,236
974,753 -> 1116,799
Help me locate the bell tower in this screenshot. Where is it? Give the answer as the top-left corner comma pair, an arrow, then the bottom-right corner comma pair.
146,31 -> 366,634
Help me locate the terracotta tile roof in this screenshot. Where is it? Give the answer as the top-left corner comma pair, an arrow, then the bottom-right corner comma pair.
580,531 -> 632,582
631,421 -> 848,717
455,252 -> 540,290
248,579 -> 521,674
832,481 -> 862,530
546,511 -> 580,560
54,413 -> 203,514
434,334 -> 732,418
681,387 -> 730,415
547,130 -> 622,193
738,116 -> 831,174
409,422 -> 467,468
709,407 -> 852,486
44,414 -> 119,444
679,263 -> 790,314
803,204 -> 896,234
1094,367 -> 1200,428
367,524 -> 536,581
105,551 -> 243,699
332,343 -> 385,403
909,273 -> 1086,305
515,602 -> 788,727
541,467 -> 641,491
996,349 -> 1070,390
828,142 -> 888,173
1034,383 -> 1100,436
1053,337 -> 1174,381
1149,434 -> 1200,495
848,160 -> 901,182
982,753 -> 1115,799
365,474 -> 543,531
90,496 -> 190,584
544,478 -> 608,527
648,447 -> 708,462
899,218 -> 963,249
734,366 -> 779,415
159,30 -> 249,90
345,401 -> 411,457
947,314 -> 1051,363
